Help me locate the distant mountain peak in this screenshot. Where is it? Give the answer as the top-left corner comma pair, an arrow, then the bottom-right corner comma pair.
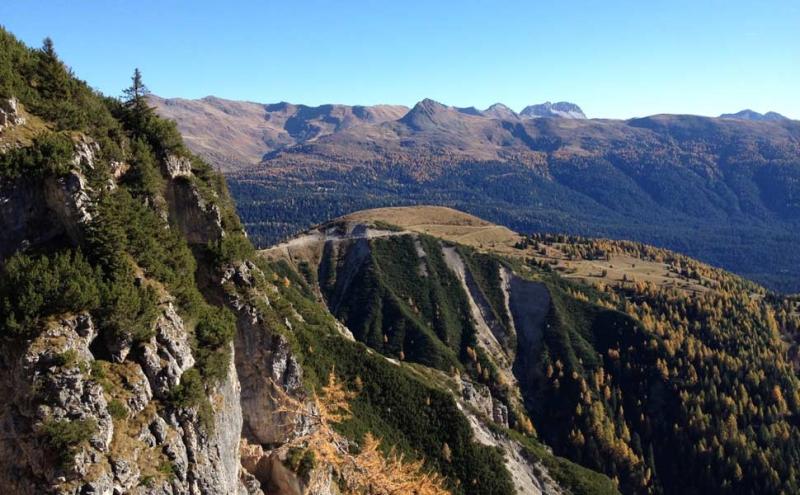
400,98 -> 460,130
483,103 -> 519,120
719,109 -> 788,121
520,101 -> 586,119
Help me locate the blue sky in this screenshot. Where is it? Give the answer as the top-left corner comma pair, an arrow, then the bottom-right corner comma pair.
2,0 -> 798,119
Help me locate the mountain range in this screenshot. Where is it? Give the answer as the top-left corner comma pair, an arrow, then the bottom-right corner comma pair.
153,95 -> 800,293
150,96 -> 591,172
4,26 -> 800,495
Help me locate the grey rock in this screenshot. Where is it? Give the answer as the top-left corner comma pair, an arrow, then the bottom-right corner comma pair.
520,101 -> 586,119
139,303 -> 195,398
125,365 -> 153,415
0,314 -> 114,492
0,97 -> 25,129
239,470 -> 265,495
70,138 -> 100,170
150,416 -> 169,445
164,155 -> 193,179
112,458 -> 140,494
165,179 -> 223,245
461,380 -> 494,419
180,348 -> 243,494
1,141 -> 95,259
492,399 -> 509,428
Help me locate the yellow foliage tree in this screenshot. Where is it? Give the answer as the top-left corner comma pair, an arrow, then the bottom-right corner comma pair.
274,371 -> 451,495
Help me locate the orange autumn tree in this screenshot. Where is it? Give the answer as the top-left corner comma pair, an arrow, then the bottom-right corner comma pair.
275,370 -> 451,495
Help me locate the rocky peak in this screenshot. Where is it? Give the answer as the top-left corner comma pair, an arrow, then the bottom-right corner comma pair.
520,101 -> 586,119
719,109 -> 789,121
483,102 -> 519,120
399,98 -> 455,130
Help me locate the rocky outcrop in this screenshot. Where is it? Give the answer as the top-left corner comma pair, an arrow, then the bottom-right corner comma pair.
459,389 -> 564,495
0,308 -> 254,495
44,169 -> 93,245
0,314 -> 113,494
519,101 -> 586,119
138,303 -> 195,397
222,262 -> 307,446
0,97 -> 25,130
163,155 -> 193,179
1,138 -> 96,259
0,177 -> 61,258
177,345 -> 243,494
166,179 -> 223,245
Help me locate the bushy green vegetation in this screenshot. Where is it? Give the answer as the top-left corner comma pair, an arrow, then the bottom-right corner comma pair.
0,28 -> 243,429
306,219 -> 800,493
322,234 -> 476,371
0,131 -> 75,180
39,418 -> 97,467
0,250 -> 101,336
457,246 -> 515,347
255,261 -> 517,495
193,306 -> 236,383
0,30 -> 125,159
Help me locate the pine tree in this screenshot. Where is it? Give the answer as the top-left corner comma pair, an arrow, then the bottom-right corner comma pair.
123,68 -> 150,108
122,68 -> 154,131
41,37 -> 56,59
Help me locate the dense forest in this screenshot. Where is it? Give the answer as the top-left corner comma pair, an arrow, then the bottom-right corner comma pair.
281,216 -> 800,494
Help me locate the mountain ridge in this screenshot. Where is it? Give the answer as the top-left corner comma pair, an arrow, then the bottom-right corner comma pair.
264,204 -> 800,495
719,108 -> 789,121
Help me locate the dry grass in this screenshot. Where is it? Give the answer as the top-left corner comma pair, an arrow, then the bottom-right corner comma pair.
0,102 -> 49,149
260,205 -> 712,298
341,206 -> 707,294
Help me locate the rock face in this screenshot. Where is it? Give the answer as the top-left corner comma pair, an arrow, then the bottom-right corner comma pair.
483,103 -> 519,120
0,97 -> 25,130
221,262 -> 307,446
0,308 -> 249,495
519,101 -> 586,119
166,178 -> 224,245
163,155 -> 193,179
139,303 -> 196,397
0,314 -> 113,494
0,139 -> 95,259
43,170 -> 94,245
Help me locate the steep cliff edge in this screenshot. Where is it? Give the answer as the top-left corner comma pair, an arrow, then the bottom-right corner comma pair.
0,29 -> 264,494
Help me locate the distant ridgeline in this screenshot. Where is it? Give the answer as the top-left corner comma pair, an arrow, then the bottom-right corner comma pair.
154,95 -> 800,293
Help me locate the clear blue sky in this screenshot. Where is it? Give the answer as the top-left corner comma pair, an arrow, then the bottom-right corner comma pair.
2,0 -> 798,119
